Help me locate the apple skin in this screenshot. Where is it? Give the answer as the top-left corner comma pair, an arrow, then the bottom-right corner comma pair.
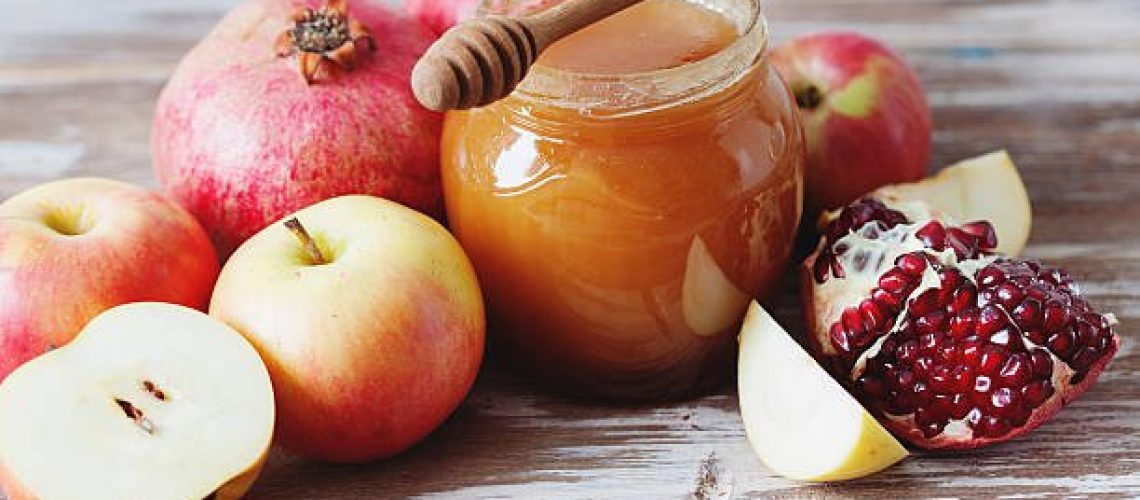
0,178 -> 219,382
210,195 -> 485,463
770,31 -> 932,221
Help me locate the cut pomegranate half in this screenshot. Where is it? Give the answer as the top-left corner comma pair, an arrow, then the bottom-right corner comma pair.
802,151 -> 1119,450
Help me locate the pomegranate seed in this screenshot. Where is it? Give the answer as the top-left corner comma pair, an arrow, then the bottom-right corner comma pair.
830,258 -> 846,279
977,265 -> 1005,287
995,283 -> 1025,309
859,300 -> 885,329
878,269 -> 911,294
913,382 -> 933,405
929,366 -> 953,393
990,387 -> 1018,412
1071,347 -> 1101,371
949,309 -> 978,339
858,375 -> 886,399
950,285 -> 977,314
1047,329 -> 1076,358
909,289 -> 940,317
1028,349 -> 1054,379
915,221 -> 947,249
897,340 -> 918,364
998,353 -> 1031,387
1008,404 -> 1031,427
977,305 -> 1009,337
918,332 -> 940,353
916,311 -> 949,336
842,308 -> 865,335
896,253 -> 928,276
951,365 -> 974,393
978,345 -> 1007,376
1022,380 -> 1054,406
960,341 -> 983,366
973,375 -> 992,393
914,406 -> 945,438
946,229 -> 974,259
1025,329 -> 1048,345
1012,299 -> 1043,329
959,221 -> 998,249
914,356 -> 935,377
976,416 -> 1012,438
1043,303 -> 1070,331
937,343 -> 959,364
872,288 -> 902,310
1076,322 -> 1098,347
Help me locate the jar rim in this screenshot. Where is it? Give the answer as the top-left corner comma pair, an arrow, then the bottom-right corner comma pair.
481,0 -> 768,117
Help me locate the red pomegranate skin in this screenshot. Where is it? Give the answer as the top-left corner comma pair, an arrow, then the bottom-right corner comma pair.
153,0 -> 443,257
403,0 -> 479,35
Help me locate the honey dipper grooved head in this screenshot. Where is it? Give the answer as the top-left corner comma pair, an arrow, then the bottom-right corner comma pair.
412,17 -> 539,112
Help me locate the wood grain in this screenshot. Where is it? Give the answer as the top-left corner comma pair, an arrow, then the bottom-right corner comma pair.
1,0 -> 1138,497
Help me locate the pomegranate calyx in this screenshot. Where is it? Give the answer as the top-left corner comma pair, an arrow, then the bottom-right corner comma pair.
275,0 -> 376,84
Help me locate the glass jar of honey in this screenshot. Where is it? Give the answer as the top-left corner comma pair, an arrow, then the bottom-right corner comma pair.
441,0 -> 805,400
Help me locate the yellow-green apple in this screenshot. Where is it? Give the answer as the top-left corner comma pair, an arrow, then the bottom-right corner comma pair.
210,195 -> 485,463
0,303 -> 275,500
0,178 -> 219,382
771,31 -> 932,220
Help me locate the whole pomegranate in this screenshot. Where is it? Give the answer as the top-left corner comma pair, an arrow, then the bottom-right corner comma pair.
153,0 -> 443,257
803,196 -> 1119,450
403,0 -> 479,35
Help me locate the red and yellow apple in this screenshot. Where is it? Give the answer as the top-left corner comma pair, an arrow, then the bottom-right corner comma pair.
210,195 -> 485,463
771,31 -> 932,220
0,178 -> 219,382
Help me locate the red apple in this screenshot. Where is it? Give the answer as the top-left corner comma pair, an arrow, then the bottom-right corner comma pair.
0,178 -> 219,382
771,31 -> 932,220
209,195 -> 485,463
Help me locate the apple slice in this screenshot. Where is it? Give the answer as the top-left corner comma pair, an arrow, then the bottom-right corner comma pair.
873,150 -> 1031,256
738,301 -> 906,481
682,235 -> 751,336
0,303 -> 274,500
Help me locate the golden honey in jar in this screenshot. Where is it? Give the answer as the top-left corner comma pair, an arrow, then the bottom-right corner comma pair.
442,0 -> 805,400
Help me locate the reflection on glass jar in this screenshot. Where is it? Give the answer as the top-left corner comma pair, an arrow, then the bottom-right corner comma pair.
442,0 -> 805,401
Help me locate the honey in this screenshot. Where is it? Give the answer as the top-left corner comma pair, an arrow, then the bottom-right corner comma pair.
442,0 -> 805,400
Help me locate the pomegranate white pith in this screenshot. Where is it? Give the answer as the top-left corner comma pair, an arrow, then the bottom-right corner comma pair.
802,153 -> 1119,450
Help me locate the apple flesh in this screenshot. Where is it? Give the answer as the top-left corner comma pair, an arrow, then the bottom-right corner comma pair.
738,301 -> 907,481
210,195 -> 485,463
771,31 -> 932,221
0,303 -> 274,500
0,178 -> 219,382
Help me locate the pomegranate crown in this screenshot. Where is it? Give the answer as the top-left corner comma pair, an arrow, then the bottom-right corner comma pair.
275,0 -> 376,84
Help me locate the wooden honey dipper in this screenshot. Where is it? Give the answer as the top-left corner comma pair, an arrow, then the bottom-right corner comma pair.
411,0 -> 646,112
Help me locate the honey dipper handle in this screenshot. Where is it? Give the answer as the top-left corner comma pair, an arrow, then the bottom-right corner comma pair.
411,0 -> 646,112
523,0 -> 647,48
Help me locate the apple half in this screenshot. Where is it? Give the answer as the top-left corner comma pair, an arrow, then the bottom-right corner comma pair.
0,303 -> 274,500
872,150 -> 1031,256
738,301 -> 907,481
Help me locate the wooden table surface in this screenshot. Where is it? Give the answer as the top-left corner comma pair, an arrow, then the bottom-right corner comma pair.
2,0 -> 1138,497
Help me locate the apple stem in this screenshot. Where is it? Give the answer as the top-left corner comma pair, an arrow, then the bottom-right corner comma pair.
795,84 -> 824,110
284,217 -> 328,265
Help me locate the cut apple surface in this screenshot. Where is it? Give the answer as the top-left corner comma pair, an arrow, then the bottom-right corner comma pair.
0,303 -> 274,500
682,236 -> 751,336
873,150 -> 1031,256
738,301 -> 907,481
